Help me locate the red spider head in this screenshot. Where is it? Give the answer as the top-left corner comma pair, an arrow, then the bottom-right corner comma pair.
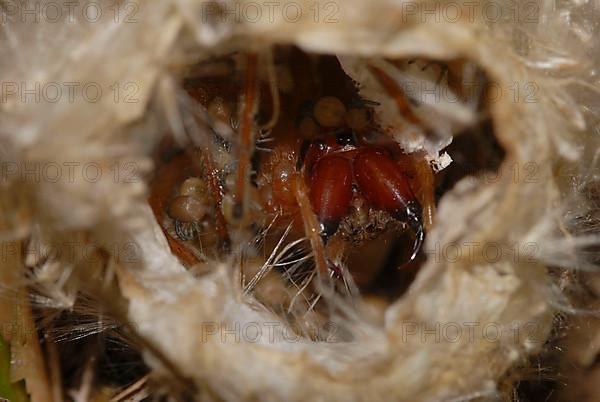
301,129 -> 424,262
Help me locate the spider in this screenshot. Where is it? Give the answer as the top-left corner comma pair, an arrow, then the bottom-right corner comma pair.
302,128 -> 424,255
256,96 -> 428,275
156,51 -> 436,280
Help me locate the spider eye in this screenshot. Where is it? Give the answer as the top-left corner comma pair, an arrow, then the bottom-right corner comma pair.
335,130 -> 356,146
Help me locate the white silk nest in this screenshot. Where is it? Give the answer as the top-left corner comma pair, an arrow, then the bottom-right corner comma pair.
1,0 -> 599,401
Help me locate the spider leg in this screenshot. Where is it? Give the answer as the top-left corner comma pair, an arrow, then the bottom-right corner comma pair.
368,64 -> 422,126
233,53 -> 259,222
293,175 -> 329,275
260,48 -> 281,131
410,154 -> 436,230
199,150 -> 231,253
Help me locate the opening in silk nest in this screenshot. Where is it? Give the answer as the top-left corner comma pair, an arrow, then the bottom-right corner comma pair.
0,1 -> 597,401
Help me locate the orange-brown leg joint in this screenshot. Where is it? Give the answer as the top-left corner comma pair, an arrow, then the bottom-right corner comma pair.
234,53 -> 259,220
293,175 -> 329,274
409,154 -> 436,230
200,151 -> 231,253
